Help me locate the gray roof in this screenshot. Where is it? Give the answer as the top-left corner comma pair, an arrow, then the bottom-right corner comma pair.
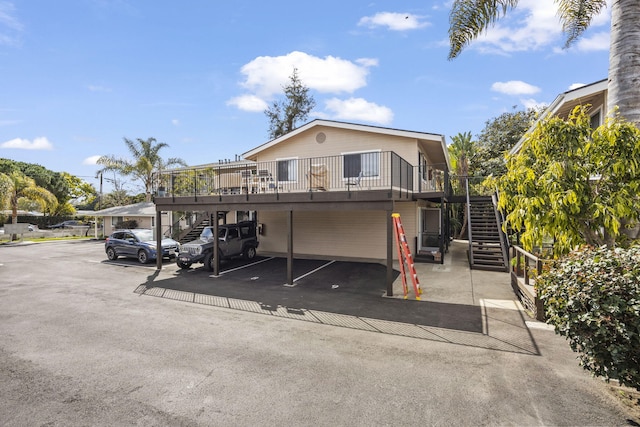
91,202 -> 156,217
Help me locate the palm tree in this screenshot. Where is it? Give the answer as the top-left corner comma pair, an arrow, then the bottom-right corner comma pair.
449,131 -> 476,238
97,137 -> 187,202
0,171 -> 57,239
448,0 -> 640,127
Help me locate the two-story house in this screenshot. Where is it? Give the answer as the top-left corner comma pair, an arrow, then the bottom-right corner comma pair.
153,119 -> 450,295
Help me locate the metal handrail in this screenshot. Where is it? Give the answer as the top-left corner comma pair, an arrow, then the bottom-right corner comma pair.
465,176 -> 474,266
153,154 -> 448,198
492,192 -> 510,270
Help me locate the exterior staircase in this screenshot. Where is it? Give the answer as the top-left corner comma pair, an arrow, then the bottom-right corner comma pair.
177,215 -> 211,244
176,210 -> 231,244
468,196 -> 509,272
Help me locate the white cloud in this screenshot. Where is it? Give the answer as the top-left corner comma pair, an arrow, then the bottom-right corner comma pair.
227,94 -> 268,112
568,82 -> 587,90
1,137 -> 53,150
492,80 -> 540,95
238,51 -> 376,98
0,1 -> 23,46
83,155 -> 101,165
358,12 -> 430,31
575,31 -> 609,52
520,98 -> 546,110
323,98 -> 394,125
472,0 -> 611,54
171,119 -> 180,126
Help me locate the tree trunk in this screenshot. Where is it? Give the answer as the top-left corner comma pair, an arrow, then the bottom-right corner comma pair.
607,0 -> 640,127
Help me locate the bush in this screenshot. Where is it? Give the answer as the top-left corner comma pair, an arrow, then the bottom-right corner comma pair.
537,245 -> 640,391
115,219 -> 138,229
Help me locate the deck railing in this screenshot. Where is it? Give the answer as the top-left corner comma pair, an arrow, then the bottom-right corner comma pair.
153,153 -> 447,198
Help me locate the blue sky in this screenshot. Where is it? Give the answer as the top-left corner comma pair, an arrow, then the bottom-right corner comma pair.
0,0 -> 611,193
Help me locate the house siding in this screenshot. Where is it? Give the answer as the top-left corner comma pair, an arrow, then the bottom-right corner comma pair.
255,126 -> 421,166
256,201 -> 418,262
104,216 -> 153,236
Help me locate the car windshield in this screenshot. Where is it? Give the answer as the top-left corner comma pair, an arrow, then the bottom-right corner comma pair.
131,229 -> 154,242
200,227 -> 226,240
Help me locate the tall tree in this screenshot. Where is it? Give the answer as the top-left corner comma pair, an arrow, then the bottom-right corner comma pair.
0,171 -> 57,237
265,68 -> 316,140
0,158 -> 70,214
97,137 -> 187,202
448,0 -> 640,128
474,107 -> 540,177
449,131 -> 476,238
497,106 -> 640,256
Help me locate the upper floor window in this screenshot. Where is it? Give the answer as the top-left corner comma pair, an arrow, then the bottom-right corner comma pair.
277,158 -> 298,182
343,151 -> 380,178
590,108 -> 603,129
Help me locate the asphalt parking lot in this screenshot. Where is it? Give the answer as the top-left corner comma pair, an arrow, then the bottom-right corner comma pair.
108,250 -> 484,335
1,240 -> 637,426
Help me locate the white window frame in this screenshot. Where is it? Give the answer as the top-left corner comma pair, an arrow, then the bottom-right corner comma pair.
341,149 -> 381,180
276,157 -> 298,182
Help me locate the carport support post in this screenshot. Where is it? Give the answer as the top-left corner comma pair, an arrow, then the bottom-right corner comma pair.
386,209 -> 393,297
213,210 -> 220,276
287,210 -> 293,286
156,209 -> 162,270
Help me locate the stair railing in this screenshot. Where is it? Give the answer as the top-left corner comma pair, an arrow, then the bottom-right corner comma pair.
491,192 -> 510,271
465,176 -> 474,266
176,212 -> 209,243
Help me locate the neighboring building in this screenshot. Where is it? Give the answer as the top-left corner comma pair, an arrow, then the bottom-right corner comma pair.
511,79 -> 607,154
153,119 -> 450,293
93,202 -> 173,237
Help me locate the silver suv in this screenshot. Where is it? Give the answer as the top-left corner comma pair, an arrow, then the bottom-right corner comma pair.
177,221 -> 258,271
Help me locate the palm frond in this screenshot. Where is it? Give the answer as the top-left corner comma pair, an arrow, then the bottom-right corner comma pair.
449,0 -> 519,59
556,0 -> 607,48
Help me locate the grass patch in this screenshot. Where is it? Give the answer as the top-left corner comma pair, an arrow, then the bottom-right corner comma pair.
0,235 -> 100,244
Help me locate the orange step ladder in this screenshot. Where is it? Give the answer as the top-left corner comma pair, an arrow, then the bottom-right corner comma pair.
392,213 -> 423,300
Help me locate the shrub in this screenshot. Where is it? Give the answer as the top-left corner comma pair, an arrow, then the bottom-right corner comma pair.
537,245 -> 640,391
115,219 -> 138,229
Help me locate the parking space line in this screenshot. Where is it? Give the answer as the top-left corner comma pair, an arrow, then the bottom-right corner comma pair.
210,257 -> 276,277
284,260 -> 336,287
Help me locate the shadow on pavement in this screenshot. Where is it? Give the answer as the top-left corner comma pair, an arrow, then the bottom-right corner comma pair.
134,257 -> 539,355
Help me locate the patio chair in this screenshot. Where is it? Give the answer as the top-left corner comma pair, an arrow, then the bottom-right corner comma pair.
345,171 -> 363,190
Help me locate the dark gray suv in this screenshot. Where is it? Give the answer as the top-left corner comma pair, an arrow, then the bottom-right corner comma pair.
105,229 -> 180,264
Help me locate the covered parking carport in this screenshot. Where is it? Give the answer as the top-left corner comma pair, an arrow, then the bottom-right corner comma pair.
153,192 -> 399,295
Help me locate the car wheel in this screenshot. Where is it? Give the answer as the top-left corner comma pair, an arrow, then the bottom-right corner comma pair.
138,250 -> 149,264
106,247 -> 118,260
244,246 -> 256,260
177,259 -> 191,270
205,252 -> 215,272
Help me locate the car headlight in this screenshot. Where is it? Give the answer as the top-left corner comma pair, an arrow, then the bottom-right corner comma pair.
195,246 -> 202,255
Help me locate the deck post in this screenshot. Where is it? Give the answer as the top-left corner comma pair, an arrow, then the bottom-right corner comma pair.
213,210 -> 220,276
287,210 -> 293,286
386,208 -> 394,296
156,209 -> 162,270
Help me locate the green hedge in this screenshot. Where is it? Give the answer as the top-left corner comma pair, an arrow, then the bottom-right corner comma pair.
537,245 -> 640,391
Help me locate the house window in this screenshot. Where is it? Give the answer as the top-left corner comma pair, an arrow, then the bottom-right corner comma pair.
590,108 -> 602,129
111,216 -> 123,226
343,151 -> 380,178
277,158 -> 298,182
